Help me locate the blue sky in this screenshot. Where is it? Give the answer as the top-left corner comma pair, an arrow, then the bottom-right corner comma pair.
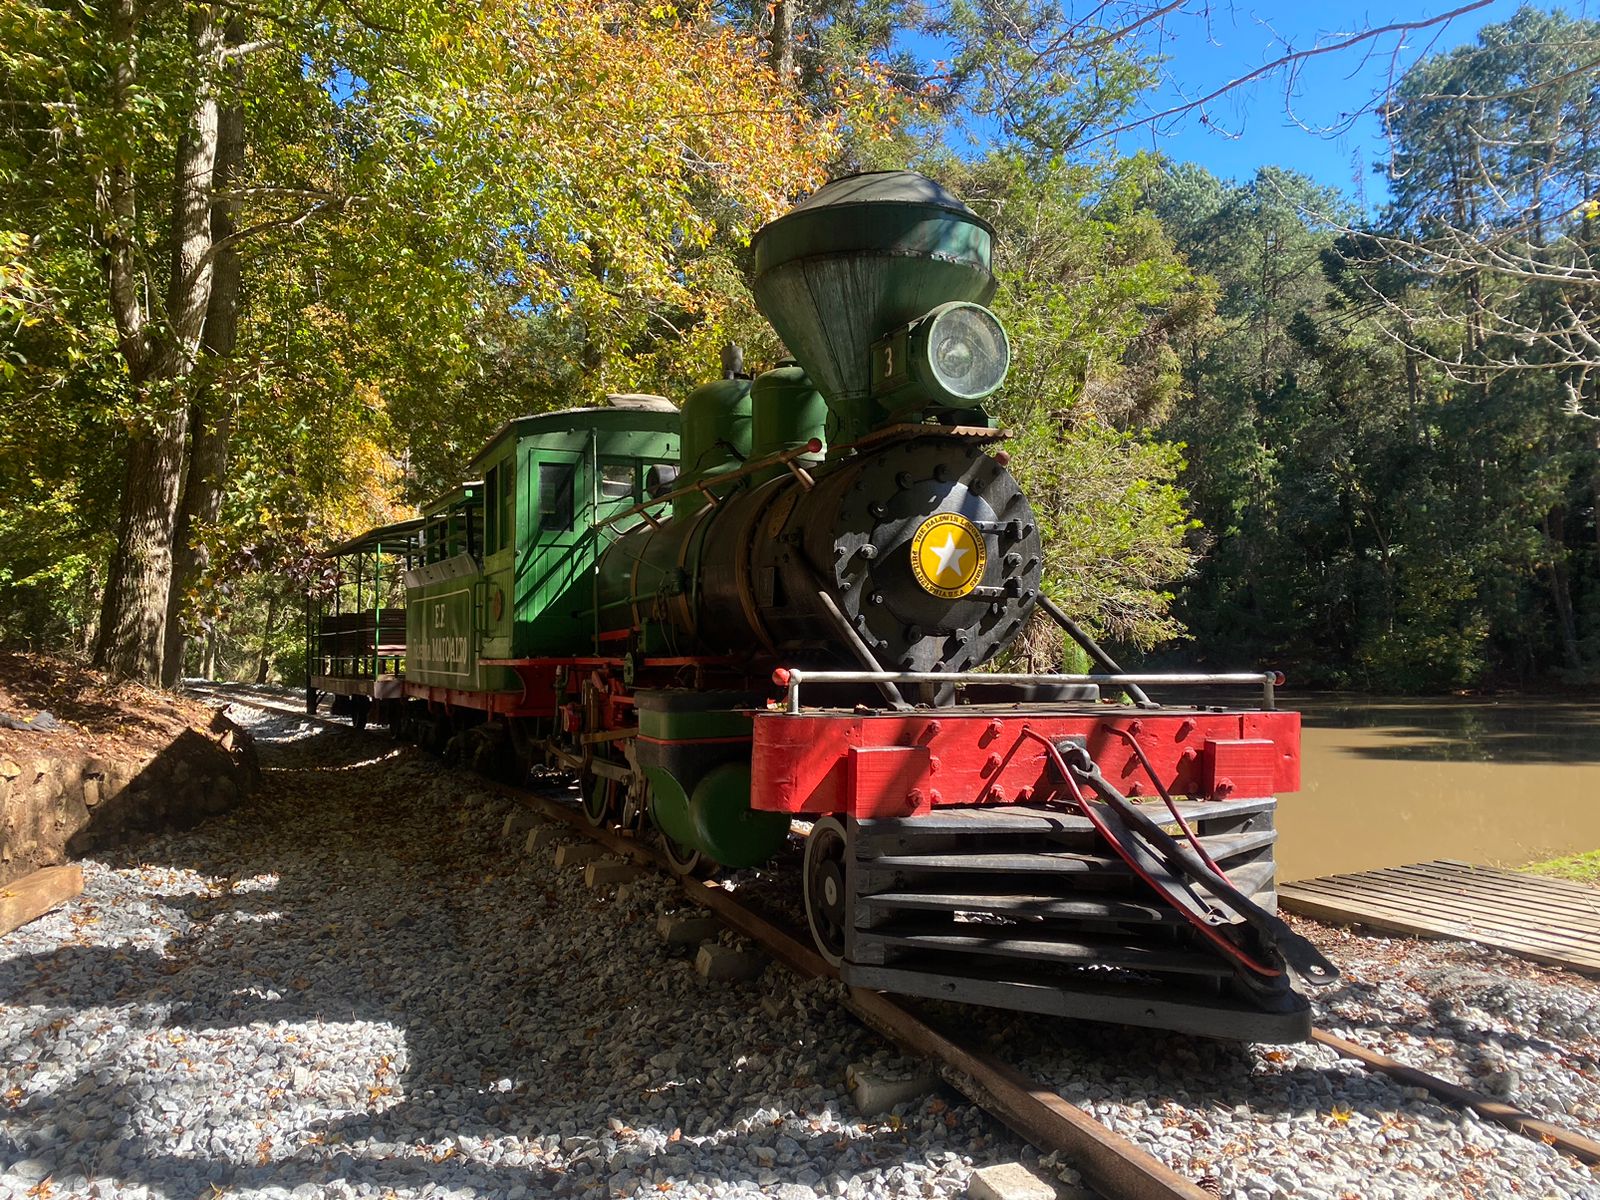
1107,0 -> 1579,209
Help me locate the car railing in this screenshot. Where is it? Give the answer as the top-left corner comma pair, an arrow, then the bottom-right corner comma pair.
768,667 -> 1284,714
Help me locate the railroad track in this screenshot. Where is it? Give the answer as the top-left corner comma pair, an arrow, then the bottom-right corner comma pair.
198,684 -> 1600,1197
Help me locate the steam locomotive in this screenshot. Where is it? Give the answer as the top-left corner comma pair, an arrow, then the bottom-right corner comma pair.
307,172 -> 1336,1041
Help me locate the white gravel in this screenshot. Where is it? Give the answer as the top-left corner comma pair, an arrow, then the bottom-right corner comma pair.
6,700 -> 1597,1200
923,918 -> 1600,1199
0,708 -> 1040,1200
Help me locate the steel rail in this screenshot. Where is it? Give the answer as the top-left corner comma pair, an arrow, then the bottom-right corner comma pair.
488,779 -> 1213,1200
1310,1030 -> 1600,1165
201,686 -> 1600,1180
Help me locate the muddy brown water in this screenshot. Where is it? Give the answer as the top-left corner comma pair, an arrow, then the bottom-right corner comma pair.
1273,694 -> 1600,882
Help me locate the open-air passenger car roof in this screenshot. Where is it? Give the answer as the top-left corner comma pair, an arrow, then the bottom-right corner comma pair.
321,516 -> 426,558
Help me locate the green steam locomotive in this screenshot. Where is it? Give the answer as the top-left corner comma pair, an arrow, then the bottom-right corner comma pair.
308,172 -> 1336,1041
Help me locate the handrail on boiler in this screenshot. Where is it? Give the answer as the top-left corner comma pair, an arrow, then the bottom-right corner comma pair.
591,438 -> 825,531
769,667 -> 1283,715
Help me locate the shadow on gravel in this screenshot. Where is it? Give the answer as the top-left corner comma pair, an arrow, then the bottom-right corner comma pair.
0,715 -> 958,1199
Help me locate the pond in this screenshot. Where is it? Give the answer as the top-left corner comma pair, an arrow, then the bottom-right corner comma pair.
1277,695 -> 1600,881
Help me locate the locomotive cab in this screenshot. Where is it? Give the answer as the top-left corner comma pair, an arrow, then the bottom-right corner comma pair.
401,400 -> 681,717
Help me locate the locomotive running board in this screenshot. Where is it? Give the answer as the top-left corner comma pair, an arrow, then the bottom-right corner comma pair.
836,799 -> 1314,1043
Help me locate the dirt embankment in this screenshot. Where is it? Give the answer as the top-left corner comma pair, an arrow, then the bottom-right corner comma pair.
0,653 -> 257,885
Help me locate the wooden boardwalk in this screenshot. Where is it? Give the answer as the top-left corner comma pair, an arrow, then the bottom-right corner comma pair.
1279,859 -> 1600,975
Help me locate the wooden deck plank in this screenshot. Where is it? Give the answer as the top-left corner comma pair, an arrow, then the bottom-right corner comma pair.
1304,862 -> 1600,919
1281,861 -> 1600,975
1282,885 -> 1599,957
1283,875 -> 1598,940
1283,894 -> 1600,974
1429,860 -> 1600,898
1285,876 -> 1600,935
1383,862 -> 1600,908
1281,888 -> 1599,961
1280,897 -> 1600,970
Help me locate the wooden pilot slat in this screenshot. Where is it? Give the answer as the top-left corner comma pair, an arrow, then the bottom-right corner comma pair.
1281,861 -> 1600,975
0,865 -> 84,937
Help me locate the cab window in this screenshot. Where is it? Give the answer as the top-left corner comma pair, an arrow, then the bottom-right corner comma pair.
484,466 -> 499,552
538,461 -> 575,532
600,461 -> 635,502
498,456 -> 516,549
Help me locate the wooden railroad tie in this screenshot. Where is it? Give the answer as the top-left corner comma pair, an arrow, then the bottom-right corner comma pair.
0,864 -> 85,937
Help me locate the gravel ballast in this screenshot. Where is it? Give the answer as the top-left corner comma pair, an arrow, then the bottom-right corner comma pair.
0,708 -> 1036,1200
3,700 -> 1597,1200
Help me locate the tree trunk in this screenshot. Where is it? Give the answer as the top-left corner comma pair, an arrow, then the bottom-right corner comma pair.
1591,423 -> 1600,577
1544,508 -> 1583,672
98,0 -> 147,378
95,5 -> 227,684
769,0 -> 797,80
96,413 -> 193,682
256,592 -> 279,684
163,66 -> 245,687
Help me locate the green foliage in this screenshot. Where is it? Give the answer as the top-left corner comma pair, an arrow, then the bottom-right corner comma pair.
719,0 -> 1158,168
6,0 -> 1593,697
1009,420 -> 1197,650
0,0 -> 844,667
1153,13 -> 1600,692
941,152 -> 1210,651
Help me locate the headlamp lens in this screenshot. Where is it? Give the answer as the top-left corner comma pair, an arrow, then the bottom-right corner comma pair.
925,304 -> 1008,400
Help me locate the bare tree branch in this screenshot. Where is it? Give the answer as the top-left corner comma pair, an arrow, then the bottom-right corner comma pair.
1081,0 -> 1496,148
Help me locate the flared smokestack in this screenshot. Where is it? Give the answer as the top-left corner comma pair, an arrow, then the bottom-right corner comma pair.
749,172 -> 997,409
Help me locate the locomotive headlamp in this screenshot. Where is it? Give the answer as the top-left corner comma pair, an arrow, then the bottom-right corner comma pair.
870,301 -> 1010,411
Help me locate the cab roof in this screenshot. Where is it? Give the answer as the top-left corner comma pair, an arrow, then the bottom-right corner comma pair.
468,396 -> 681,470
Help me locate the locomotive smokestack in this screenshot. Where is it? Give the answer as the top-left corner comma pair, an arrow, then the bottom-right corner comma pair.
748,172 -> 998,443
